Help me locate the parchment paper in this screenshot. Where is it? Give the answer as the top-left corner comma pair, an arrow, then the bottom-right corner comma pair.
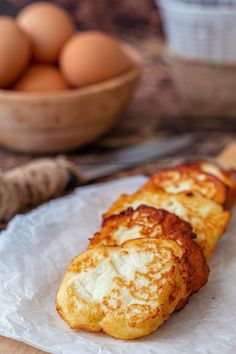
0,176 -> 236,354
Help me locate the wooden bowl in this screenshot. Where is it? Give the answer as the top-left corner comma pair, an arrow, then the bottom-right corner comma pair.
0,43 -> 142,154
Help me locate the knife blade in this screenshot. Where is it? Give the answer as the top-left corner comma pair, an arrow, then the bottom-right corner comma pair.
78,133 -> 195,180
0,134 -> 194,222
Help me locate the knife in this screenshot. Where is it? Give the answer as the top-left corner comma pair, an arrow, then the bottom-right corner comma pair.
78,133 -> 194,180
0,133 -> 194,222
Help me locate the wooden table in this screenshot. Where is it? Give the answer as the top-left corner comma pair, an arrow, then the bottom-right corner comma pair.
0,338 -> 43,354
0,36 -> 236,353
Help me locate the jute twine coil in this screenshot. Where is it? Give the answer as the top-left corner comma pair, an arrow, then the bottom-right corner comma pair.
0,157 -> 79,222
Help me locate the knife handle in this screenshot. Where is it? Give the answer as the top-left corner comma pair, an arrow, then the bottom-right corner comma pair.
0,157 -> 80,222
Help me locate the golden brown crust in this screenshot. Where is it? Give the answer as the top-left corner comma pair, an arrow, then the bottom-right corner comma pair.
56,238 -> 193,339
56,160 -> 233,339
89,206 -> 209,308
103,190 -> 231,260
89,205 -> 196,248
142,165 -> 228,206
186,161 -> 236,207
171,233 -> 209,309
187,161 -> 236,189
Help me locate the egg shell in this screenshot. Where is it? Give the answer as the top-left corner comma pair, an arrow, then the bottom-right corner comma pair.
17,2 -> 75,63
0,16 -> 31,88
13,64 -> 70,92
59,31 -> 133,87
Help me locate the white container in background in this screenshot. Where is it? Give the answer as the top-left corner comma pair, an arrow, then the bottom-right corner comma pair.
157,0 -> 236,63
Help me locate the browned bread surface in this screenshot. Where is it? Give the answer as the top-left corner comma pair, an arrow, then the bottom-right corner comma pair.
56,238 -> 197,339
104,190 -> 231,260
187,161 -> 236,207
142,165 -> 228,206
89,205 -> 209,308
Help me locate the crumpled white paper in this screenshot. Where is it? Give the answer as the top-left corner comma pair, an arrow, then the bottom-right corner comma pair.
0,175 -> 236,354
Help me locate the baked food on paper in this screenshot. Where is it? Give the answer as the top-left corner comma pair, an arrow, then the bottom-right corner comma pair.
141,165 -> 228,206
89,205 -> 209,309
104,190 -> 231,260
56,237 -> 205,339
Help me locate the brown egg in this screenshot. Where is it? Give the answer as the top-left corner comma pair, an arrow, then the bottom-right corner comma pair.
13,64 -> 70,92
0,16 -> 31,88
17,2 -> 75,62
59,31 -> 133,87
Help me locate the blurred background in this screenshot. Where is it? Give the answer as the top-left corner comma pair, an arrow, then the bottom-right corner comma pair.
0,0 -> 162,36
0,0 -> 235,170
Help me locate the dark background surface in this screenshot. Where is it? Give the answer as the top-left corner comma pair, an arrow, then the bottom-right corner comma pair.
0,0 -> 162,36
0,0 -> 234,173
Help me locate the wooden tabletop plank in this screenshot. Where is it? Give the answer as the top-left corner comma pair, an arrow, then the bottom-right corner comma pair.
0,336 -> 45,354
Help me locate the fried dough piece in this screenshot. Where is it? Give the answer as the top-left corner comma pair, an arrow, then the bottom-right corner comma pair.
104,190 -> 231,260
56,238 -> 194,339
188,161 -> 236,207
142,165 -> 228,206
188,161 -> 236,190
89,206 -> 209,308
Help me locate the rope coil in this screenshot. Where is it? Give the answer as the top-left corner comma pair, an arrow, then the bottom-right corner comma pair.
0,157 -> 79,222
